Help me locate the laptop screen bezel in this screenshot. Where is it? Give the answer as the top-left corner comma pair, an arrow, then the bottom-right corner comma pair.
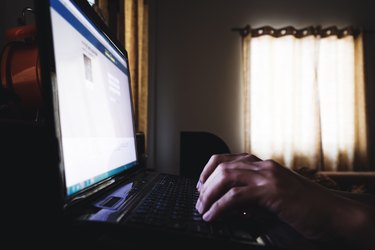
34,0 -> 141,208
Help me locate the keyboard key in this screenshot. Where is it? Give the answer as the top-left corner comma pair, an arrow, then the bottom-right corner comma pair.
188,222 -> 210,234
231,229 -> 254,242
212,224 -> 230,238
167,221 -> 186,230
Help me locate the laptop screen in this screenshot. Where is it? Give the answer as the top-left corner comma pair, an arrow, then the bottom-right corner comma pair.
47,0 -> 137,197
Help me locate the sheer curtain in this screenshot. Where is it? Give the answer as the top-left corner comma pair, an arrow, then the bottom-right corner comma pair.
243,26 -> 368,171
125,0 -> 149,142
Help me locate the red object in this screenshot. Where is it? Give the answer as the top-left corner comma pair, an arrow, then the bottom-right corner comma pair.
1,24 -> 42,119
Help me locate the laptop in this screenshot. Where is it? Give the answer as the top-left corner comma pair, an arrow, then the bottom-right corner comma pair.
31,0 -> 316,249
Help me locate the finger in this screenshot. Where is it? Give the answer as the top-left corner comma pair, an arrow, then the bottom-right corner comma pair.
197,153 -> 248,189
197,164 -> 263,214
201,159 -> 253,195
200,154 -> 263,194
244,154 -> 263,162
241,154 -> 264,169
202,186 -> 261,222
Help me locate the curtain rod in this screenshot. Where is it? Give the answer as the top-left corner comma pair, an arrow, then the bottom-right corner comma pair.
231,25 -> 375,36
231,25 -> 250,36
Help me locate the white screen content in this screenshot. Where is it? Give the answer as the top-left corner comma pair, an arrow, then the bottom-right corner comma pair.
49,0 -> 137,196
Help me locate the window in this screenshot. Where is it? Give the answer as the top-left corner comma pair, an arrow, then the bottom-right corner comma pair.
242,26 -> 368,171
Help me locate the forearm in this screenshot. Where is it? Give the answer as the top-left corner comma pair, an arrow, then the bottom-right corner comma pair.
332,190 -> 375,208
327,194 -> 375,250
277,181 -> 375,249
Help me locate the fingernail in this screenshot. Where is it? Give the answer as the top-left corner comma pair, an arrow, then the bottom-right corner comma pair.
195,199 -> 202,213
202,210 -> 212,221
196,180 -> 202,191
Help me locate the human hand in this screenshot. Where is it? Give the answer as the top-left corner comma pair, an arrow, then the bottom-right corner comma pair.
195,153 -> 375,249
195,153 -> 345,240
196,154 -> 306,220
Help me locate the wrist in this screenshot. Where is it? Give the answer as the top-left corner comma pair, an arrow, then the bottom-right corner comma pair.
327,194 -> 375,249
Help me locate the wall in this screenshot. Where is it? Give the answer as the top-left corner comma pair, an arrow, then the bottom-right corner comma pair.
0,0 -> 34,49
150,0 -> 375,174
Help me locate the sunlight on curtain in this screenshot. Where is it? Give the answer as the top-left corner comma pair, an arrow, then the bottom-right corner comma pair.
244,30 -> 368,171
318,36 -> 355,170
125,0 -> 149,145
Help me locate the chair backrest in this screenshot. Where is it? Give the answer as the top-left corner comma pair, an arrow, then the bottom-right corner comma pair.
180,131 -> 231,178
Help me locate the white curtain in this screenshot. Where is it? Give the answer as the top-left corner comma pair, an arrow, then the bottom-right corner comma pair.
243,28 -> 368,171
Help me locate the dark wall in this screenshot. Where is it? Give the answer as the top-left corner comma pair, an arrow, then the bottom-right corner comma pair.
150,0 -> 375,174
363,34 -> 375,171
0,0 -> 34,49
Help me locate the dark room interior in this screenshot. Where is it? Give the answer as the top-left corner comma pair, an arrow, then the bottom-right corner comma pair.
1,0 -> 374,249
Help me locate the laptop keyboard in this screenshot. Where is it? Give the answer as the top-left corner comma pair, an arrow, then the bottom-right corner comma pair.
127,175 -> 203,228
125,174 -> 259,244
